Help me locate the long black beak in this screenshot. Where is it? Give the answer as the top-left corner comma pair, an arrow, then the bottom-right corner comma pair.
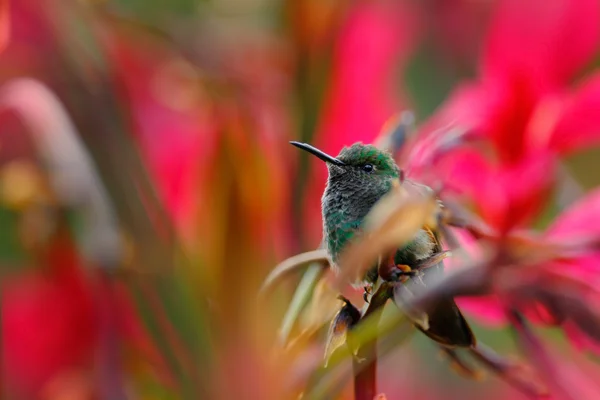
289,141 -> 346,166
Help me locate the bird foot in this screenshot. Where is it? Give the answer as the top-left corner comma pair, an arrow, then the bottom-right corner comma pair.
381,263 -> 421,283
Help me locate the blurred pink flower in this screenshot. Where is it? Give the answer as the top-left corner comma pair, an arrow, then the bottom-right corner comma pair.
454,188 -> 600,355
2,236 -> 97,398
314,1 -> 417,152
409,0 -> 600,234
539,189 -> 600,354
398,1 -> 600,356
437,147 -> 555,235
108,29 -> 294,257
108,36 -> 212,240
303,0 -> 418,240
1,236 -> 172,398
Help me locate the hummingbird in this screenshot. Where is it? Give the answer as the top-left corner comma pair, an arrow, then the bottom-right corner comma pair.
291,141 -> 475,348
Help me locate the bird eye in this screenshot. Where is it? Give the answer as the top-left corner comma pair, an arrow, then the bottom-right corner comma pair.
362,164 -> 374,173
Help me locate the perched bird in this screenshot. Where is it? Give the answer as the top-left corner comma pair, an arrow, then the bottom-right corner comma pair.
291,141 -> 475,348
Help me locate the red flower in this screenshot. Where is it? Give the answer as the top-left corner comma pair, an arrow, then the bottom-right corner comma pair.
108,27 -> 294,258
393,1 -> 600,365
440,148 -> 556,234
2,236 -> 97,398
409,0 -> 600,234
303,0 -> 418,240
452,188 -> 600,355
540,189 -> 600,354
108,36 -> 212,241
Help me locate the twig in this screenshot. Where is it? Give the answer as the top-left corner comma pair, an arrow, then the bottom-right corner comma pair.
353,283 -> 392,400
302,305 -> 409,400
442,348 -> 482,379
508,310 -> 576,400
470,341 -> 548,398
393,260 -> 491,315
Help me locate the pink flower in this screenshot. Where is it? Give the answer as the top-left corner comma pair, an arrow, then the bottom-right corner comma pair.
539,190 -> 600,354
2,236 -> 97,398
303,0 -> 418,240
107,28 -> 294,258
452,188 -> 600,356
108,36 -> 212,240
392,1 -> 600,370
408,0 -> 600,234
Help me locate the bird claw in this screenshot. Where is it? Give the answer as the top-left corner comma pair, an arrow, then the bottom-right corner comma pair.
379,256 -> 418,282
389,264 -> 422,282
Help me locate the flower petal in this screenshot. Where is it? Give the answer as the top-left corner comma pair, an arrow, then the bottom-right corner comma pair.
315,1 -> 416,155
547,188 -> 600,239
550,74 -> 600,154
435,149 -> 555,233
456,296 -> 507,326
494,154 -> 556,233
564,321 -> 600,355
2,271 -> 96,396
482,0 -> 600,89
407,83 -> 492,176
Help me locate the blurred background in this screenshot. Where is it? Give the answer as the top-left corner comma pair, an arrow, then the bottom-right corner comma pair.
2,0 -> 600,399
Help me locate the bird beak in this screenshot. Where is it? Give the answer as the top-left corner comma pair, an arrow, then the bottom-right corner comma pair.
289,141 -> 346,166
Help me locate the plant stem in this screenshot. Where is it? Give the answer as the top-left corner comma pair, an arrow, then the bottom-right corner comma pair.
353,357 -> 377,400
353,283 -> 391,400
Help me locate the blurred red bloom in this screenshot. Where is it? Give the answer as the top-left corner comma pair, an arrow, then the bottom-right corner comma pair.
397,0 -> 600,357
410,0 -> 600,234
2,236 -> 97,398
108,26 -> 294,259
441,147 -> 555,235
303,0 -> 418,240
1,235 -> 171,399
314,1 -> 416,153
108,35 -> 212,241
453,188 -> 600,355
538,189 -> 600,354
